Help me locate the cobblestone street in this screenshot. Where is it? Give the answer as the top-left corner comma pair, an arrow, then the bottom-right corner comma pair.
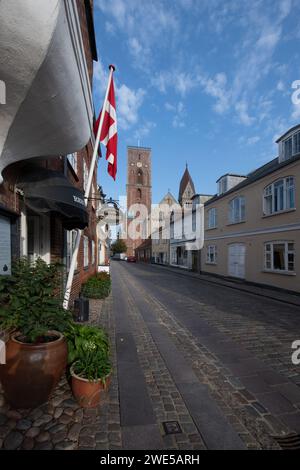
1,261 -> 300,450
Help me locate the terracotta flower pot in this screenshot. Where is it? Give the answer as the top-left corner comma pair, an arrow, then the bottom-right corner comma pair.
0,331 -> 67,409
70,364 -> 102,408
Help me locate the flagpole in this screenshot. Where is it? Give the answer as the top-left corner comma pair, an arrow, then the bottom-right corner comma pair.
63,65 -> 116,310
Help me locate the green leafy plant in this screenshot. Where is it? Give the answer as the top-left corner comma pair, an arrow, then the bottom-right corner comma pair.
0,258 -> 73,343
66,323 -> 111,382
72,351 -> 111,382
81,273 -> 111,299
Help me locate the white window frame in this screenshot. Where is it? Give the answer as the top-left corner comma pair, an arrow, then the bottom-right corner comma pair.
83,236 -> 89,268
208,208 -> 217,229
67,152 -> 77,174
66,230 -> 78,271
92,240 -> 95,265
263,177 -> 295,215
83,159 -> 88,192
282,130 -> 300,160
264,241 -> 295,273
229,196 -> 245,224
206,245 -> 217,264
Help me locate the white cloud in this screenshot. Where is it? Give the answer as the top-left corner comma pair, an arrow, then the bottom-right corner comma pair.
246,136 -> 260,145
117,85 -> 145,129
164,101 -> 186,128
235,101 -> 255,126
94,60 -> 145,131
133,121 -> 156,141
105,21 -> 115,35
276,80 -> 285,92
199,72 -> 230,114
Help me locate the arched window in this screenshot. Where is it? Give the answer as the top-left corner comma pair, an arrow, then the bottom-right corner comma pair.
137,170 -> 143,185
137,188 -> 142,199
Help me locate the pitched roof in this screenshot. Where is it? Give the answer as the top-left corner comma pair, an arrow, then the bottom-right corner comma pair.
178,165 -> 195,202
206,154 -> 300,206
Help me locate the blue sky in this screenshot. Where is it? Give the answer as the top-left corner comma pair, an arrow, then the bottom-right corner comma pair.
93,0 -> 300,204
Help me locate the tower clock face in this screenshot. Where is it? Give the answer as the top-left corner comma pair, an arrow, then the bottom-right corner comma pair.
137,162 -> 142,168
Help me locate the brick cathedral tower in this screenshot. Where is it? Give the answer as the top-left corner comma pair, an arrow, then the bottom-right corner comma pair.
126,146 -> 152,257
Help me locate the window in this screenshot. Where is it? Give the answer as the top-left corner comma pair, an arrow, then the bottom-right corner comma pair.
283,131 -> 300,160
263,177 -> 295,215
218,177 -> 228,195
137,188 -> 142,199
66,230 -> 78,271
264,241 -> 295,273
83,236 -> 89,268
83,159 -> 88,192
229,197 -> 245,223
92,240 -> 95,265
206,245 -> 217,264
137,170 -> 143,185
208,208 -> 217,229
67,153 -> 77,173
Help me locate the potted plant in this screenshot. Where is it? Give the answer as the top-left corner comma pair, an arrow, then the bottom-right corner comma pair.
0,258 -> 72,408
66,324 -> 112,407
81,272 -> 111,299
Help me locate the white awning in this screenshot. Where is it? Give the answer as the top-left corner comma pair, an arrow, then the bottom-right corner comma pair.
0,0 -> 94,183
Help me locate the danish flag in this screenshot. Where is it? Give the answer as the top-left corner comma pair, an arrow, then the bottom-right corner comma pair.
94,74 -> 118,180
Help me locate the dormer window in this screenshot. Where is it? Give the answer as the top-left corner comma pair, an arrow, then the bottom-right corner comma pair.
278,128 -> 300,162
218,177 -> 228,195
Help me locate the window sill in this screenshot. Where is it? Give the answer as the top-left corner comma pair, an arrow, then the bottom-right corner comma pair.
227,220 -> 246,226
262,208 -> 296,218
262,269 -> 296,276
206,262 -> 217,266
206,226 -> 218,231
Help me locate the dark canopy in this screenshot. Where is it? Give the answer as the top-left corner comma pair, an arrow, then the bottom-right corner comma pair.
17,164 -> 88,230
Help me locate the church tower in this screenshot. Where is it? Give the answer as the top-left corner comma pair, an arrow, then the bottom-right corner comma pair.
126,146 -> 152,256
178,164 -> 195,207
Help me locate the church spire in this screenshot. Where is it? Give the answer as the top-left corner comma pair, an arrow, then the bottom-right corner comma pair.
178,164 -> 196,206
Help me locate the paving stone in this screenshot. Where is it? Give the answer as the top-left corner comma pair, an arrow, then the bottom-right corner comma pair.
95,432 -> 107,443
16,419 -> 32,431
68,424 -> 81,441
35,442 -> 54,450
0,426 -> 10,439
64,407 -> 74,417
33,414 -> 52,427
62,399 -> 78,409
79,435 -> 96,447
59,413 -> 72,425
0,413 -> 7,426
22,437 -> 35,450
4,431 -> 24,450
52,431 -> 68,444
36,431 -> 50,443
279,412 -> 300,433
28,408 -> 43,421
74,409 -> 84,422
49,423 -> 67,434
252,402 -> 268,415
55,440 -> 76,450
25,427 -> 40,438
7,410 -> 22,420
257,392 -> 296,415
53,407 -> 63,419
274,383 -> 300,405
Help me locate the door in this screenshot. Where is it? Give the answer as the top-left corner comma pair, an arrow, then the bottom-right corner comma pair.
0,216 -> 11,275
27,214 -> 50,264
228,243 -> 246,278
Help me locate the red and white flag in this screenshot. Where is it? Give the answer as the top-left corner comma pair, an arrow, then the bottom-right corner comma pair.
94,75 -> 118,180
